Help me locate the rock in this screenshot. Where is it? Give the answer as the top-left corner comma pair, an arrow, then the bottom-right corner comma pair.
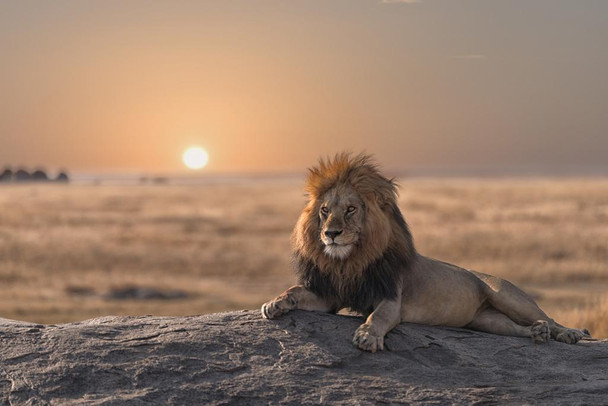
0,310 -> 606,404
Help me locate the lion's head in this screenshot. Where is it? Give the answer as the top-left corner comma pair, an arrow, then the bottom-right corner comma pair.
292,153 -> 416,278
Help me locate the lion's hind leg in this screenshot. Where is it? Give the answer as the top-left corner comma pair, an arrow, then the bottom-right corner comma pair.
467,308 -> 550,343
476,272 -> 587,344
551,322 -> 589,344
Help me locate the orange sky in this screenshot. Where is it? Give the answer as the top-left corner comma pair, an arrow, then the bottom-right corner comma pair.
1,1 -> 607,174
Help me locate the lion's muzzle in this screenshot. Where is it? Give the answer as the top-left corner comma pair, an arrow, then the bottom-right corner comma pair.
324,230 -> 343,241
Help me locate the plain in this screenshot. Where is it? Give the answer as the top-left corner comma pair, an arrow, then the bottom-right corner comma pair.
0,178 -> 606,338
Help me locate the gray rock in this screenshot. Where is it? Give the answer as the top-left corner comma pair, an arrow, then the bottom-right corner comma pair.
0,310 -> 606,405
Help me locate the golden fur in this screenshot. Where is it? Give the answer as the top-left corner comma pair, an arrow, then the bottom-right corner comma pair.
262,153 -> 589,352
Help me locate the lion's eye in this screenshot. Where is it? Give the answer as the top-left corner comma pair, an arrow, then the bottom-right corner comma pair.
321,206 -> 329,214
347,206 -> 356,214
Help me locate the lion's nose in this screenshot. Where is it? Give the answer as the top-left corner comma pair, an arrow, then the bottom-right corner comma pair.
324,230 -> 343,240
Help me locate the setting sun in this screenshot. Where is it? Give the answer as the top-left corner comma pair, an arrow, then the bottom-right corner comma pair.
182,147 -> 209,170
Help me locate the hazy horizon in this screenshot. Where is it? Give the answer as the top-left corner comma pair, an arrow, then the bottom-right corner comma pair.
4,162 -> 607,184
2,0 -> 607,174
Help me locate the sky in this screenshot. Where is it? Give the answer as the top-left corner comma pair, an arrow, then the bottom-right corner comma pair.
1,0 -> 607,175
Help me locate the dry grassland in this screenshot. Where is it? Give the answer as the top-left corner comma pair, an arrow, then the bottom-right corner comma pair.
0,178 -> 607,337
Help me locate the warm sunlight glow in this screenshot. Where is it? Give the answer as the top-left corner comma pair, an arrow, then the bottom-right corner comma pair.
182,147 -> 209,170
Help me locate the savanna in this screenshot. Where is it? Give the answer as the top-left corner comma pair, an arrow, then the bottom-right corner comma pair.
1,177 -> 606,337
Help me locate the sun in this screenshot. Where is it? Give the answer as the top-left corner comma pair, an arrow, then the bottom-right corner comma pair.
182,146 -> 209,170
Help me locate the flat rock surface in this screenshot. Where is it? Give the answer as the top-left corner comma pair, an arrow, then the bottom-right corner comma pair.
0,310 -> 606,405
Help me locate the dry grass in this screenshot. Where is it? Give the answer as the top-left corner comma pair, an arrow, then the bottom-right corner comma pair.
0,178 -> 607,337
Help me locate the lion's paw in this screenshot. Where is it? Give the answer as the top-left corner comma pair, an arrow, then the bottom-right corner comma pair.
352,323 -> 384,353
530,320 -> 550,344
555,328 -> 585,344
261,294 -> 297,320
261,301 -> 281,319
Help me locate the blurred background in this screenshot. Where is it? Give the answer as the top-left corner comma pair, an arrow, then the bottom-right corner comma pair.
1,1 -> 606,336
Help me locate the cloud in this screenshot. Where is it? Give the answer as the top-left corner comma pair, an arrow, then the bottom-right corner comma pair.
380,0 -> 422,4
451,54 -> 487,60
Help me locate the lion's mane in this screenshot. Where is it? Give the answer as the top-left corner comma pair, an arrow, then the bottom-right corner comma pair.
292,153 -> 418,314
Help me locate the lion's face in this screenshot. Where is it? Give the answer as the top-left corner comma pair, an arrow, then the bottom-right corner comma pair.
318,185 -> 365,260
294,153 -> 413,270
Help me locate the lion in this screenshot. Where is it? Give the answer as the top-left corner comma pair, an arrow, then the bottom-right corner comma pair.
261,153 -> 590,352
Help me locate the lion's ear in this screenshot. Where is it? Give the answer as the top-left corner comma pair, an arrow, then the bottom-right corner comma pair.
367,192 -> 385,209
372,178 -> 399,209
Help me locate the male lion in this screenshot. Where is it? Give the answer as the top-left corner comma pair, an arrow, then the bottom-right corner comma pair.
261,153 -> 589,352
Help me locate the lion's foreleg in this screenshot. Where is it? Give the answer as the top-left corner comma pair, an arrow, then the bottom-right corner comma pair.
352,296 -> 402,353
261,285 -> 333,320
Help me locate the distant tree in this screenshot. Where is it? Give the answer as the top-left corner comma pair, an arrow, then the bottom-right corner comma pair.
0,167 -> 12,182
56,172 -> 70,183
152,177 -> 169,185
15,169 -> 31,182
32,169 -> 49,182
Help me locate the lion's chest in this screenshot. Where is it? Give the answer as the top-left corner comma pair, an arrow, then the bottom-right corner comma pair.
295,251 -> 404,314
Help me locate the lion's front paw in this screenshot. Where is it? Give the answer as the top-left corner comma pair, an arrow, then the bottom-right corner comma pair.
261,301 -> 280,319
531,320 -> 550,343
261,293 -> 297,320
555,328 -> 585,344
352,323 -> 384,353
